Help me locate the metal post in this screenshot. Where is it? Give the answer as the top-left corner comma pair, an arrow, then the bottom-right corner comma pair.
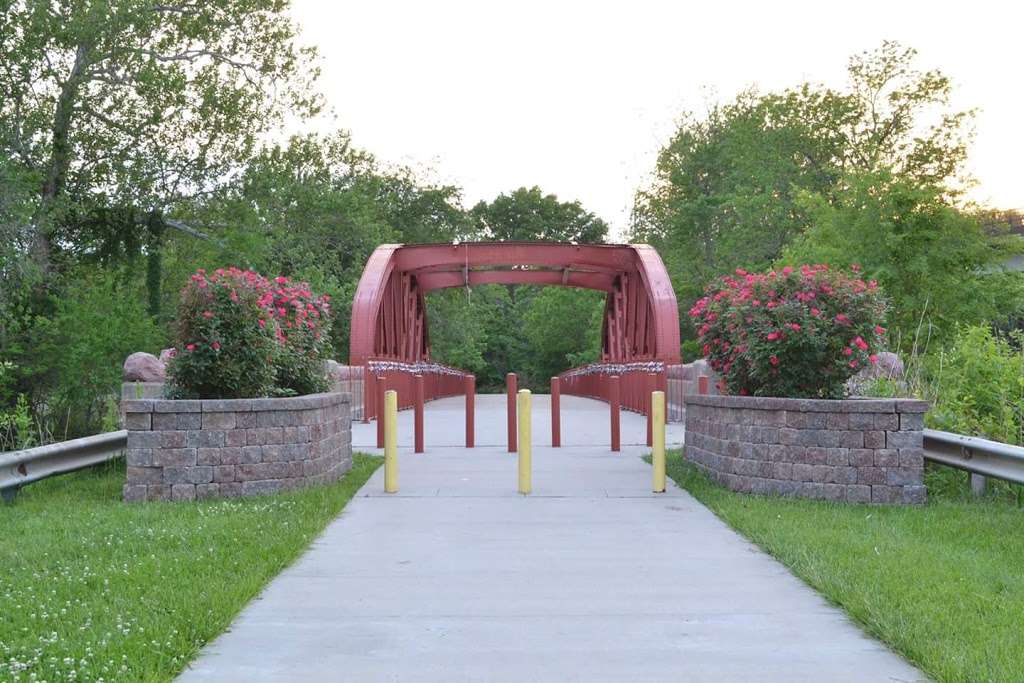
610,375 -> 621,452
362,365 -> 372,423
970,473 -> 987,496
384,389 -> 398,493
551,376 -> 561,448
507,372 -> 518,453
518,389 -> 532,494
376,375 -> 386,449
465,374 -> 475,448
646,372 -> 656,447
652,390 -> 666,493
414,374 -> 424,454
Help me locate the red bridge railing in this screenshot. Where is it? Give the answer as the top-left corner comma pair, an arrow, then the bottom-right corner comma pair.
558,362 -> 668,415
362,360 -> 473,422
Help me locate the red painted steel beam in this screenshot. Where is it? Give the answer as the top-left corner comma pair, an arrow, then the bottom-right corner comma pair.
415,269 -> 617,293
349,241 -> 681,368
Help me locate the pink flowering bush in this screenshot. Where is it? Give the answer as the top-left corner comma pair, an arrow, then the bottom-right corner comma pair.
166,268 -> 333,399
690,264 -> 887,398
260,275 -> 333,396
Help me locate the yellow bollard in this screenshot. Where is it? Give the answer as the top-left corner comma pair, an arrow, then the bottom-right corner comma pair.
517,389 -> 532,494
652,390 -> 666,493
384,389 -> 398,493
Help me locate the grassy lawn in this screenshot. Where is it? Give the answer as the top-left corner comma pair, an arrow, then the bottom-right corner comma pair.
659,450 -> 1024,683
0,453 -> 381,682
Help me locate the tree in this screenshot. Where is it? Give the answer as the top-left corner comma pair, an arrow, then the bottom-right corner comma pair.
470,186 -> 608,243
0,0 -> 321,272
784,170 -> 1023,343
632,42 -> 977,337
429,188 -> 610,390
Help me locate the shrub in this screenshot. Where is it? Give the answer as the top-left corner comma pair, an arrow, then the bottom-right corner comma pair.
166,268 -> 278,399
34,268 -> 164,437
166,268 -> 333,399
927,325 -> 1024,445
260,275 -> 332,396
690,264 -> 887,398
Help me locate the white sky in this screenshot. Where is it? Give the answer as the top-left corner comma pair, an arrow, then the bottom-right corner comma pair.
290,0 -> 1024,239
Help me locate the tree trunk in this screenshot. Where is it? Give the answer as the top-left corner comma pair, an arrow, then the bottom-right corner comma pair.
34,42 -> 92,271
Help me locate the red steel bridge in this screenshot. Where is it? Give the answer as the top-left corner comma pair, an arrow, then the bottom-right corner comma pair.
349,241 -> 682,448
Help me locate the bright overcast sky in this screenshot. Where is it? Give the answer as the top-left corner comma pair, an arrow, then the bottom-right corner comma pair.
290,0 -> 1023,239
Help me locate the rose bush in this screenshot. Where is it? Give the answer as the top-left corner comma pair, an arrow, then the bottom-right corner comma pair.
690,264 -> 887,398
166,268 -> 333,399
260,275 -> 332,396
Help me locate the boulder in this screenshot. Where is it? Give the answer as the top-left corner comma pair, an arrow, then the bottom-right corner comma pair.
123,352 -> 166,382
859,351 -> 904,380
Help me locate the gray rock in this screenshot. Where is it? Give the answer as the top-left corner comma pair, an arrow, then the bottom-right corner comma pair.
124,352 -> 166,382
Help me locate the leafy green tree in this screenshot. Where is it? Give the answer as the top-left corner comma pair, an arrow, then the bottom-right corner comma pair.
34,267 -> 164,436
1,0 -> 320,274
522,287 -> 604,383
784,170 -> 1023,343
470,186 -> 607,243
430,188 -> 610,390
632,42 -> 977,335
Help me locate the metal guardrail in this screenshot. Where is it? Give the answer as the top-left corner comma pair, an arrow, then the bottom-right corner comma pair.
923,429 -> 1024,486
0,430 -> 127,502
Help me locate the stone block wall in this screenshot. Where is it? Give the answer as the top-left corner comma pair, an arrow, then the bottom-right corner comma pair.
122,392 -> 351,502
685,395 -> 928,504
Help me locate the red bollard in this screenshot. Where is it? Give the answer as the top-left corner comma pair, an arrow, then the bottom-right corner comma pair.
551,376 -> 561,448
646,372 -> 656,447
610,375 -> 621,452
698,375 -> 709,395
362,365 -> 371,423
465,375 -> 475,448
507,372 -> 518,453
376,375 -> 386,448
414,374 -> 424,453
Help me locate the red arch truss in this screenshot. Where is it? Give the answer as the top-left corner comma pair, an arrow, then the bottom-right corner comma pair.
349,242 -> 680,368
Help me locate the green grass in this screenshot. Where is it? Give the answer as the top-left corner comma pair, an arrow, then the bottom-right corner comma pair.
659,450 -> 1024,683
0,454 -> 381,682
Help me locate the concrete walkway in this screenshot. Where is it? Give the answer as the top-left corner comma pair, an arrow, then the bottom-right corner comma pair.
178,395 -> 923,682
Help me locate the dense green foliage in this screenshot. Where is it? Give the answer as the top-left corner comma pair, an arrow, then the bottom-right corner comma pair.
633,42 -> 1022,346
692,265 -> 887,398
661,451 -> 1024,683
0,454 -> 380,682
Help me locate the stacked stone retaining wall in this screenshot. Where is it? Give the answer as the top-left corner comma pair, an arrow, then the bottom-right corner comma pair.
685,395 -> 927,504
123,392 -> 351,502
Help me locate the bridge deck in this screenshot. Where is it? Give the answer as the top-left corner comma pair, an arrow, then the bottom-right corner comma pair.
178,395 -> 921,682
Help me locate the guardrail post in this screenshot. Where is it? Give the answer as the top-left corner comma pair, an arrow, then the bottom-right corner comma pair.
518,389 -> 532,494
507,372 -> 518,453
652,390 -> 666,493
465,374 -> 475,448
414,374 -> 424,454
376,375 -> 386,448
384,389 -> 398,493
610,375 -> 621,452
970,473 -> 987,496
551,376 -> 561,447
